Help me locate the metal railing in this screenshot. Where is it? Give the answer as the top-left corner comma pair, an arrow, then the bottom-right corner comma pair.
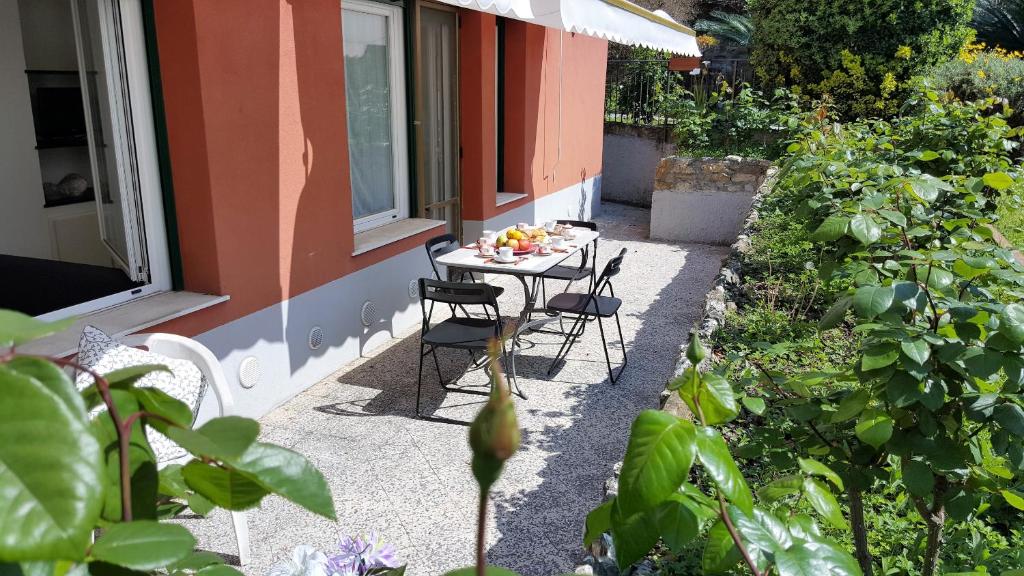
604,58 -> 754,128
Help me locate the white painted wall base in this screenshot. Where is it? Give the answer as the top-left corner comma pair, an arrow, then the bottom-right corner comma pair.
191,246 -> 433,420
650,188 -> 754,245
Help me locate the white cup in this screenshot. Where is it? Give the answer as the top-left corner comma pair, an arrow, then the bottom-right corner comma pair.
516,222 -> 529,231
538,244 -> 552,255
544,220 -> 557,232
497,246 -> 514,261
479,244 -> 495,256
551,236 -> 566,249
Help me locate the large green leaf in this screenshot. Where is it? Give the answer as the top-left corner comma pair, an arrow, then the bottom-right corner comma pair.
983,172 -> 1014,191
181,462 -> 268,511
902,460 -> 934,497
165,417 -> 260,462
695,374 -> 740,425
583,499 -> 612,546
900,339 -> 931,366
757,475 -> 803,503
1000,303 -> 1024,345
702,520 -> 743,574
695,427 -> 753,515
232,443 -> 336,520
617,411 -> 696,514
0,311 -> 73,347
0,365 -> 103,561
1001,490 -> 1024,511
810,216 -> 850,242
89,521 -> 195,571
995,404 -> 1024,438
4,358 -> 87,420
610,499 -> 659,570
818,296 -> 852,330
90,389 -> 158,522
849,213 -> 881,245
852,286 -> 894,319
855,409 -> 893,449
861,344 -> 899,372
656,494 -> 700,552
728,505 -> 791,557
802,478 -> 847,529
798,458 -> 844,490
832,390 -> 869,423
774,541 -> 862,576
131,388 -> 193,431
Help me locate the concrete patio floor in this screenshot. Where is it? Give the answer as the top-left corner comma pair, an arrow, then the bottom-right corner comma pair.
181,203 -> 731,575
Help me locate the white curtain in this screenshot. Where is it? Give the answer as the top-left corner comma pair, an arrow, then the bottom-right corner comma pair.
343,9 -> 395,220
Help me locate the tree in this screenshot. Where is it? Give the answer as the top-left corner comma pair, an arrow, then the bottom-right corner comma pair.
748,0 -> 975,118
974,0 -> 1024,51
696,11 -> 754,46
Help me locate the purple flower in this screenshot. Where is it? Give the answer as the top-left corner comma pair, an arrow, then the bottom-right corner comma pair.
326,532 -> 399,576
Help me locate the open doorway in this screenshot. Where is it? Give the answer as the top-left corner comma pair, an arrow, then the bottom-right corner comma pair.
417,2 -> 461,239
1,0 -> 162,317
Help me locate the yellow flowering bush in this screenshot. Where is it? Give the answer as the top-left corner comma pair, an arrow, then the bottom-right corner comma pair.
931,44 -> 1024,123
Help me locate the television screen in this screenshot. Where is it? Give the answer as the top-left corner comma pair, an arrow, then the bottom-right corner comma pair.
34,87 -> 87,144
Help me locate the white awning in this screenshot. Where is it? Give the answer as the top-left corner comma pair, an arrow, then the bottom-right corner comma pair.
530,0 -> 700,56
434,0 -> 534,20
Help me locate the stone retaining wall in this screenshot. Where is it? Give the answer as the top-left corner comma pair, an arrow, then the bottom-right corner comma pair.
650,155 -> 774,245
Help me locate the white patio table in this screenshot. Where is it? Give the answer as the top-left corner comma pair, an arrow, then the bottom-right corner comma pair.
434,228 -> 600,398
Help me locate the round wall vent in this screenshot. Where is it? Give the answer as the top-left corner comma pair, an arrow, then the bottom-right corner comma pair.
308,326 -> 324,350
360,300 -> 377,327
238,356 -> 261,389
408,279 -> 419,299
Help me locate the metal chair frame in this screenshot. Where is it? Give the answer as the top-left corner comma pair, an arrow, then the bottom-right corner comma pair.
416,278 -> 513,421
546,248 -> 628,384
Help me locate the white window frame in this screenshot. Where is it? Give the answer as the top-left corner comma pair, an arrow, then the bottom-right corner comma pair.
36,0 -> 171,321
342,0 -> 410,234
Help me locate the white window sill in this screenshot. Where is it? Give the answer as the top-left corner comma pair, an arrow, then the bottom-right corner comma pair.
20,291 -> 230,358
353,218 -> 446,256
496,192 -> 528,207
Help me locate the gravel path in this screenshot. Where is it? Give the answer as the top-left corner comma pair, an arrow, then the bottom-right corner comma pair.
181,203 -> 730,575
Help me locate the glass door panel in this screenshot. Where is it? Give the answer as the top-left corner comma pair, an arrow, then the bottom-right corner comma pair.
72,0 -> 148,281
343,1 -> 408,231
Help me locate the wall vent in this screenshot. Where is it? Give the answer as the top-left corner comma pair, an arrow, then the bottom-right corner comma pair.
308,326 -> 324,350
408,279 -> 419,299
360,300 -> 377,327
238,356 -> 261,389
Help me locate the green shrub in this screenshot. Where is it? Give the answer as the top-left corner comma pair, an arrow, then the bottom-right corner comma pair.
749,0 -> 975,118
671,82 -> 800,159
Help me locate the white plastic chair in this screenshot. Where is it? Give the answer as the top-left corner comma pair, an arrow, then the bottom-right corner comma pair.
120,333 -> 251,566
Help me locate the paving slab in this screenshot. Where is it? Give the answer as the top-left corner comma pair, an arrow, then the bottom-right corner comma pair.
178,204 -> 730,575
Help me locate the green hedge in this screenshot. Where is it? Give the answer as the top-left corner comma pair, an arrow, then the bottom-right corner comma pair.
749,0 -> 974,118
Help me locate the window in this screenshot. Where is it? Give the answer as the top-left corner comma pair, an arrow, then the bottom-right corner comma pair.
2,0 -> 170,320
342,0 -> 409,233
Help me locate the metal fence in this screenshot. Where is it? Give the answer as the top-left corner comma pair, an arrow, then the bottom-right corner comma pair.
604,58 -> 754,128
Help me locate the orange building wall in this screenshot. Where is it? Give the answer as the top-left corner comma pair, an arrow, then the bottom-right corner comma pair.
149,1 -> 607,337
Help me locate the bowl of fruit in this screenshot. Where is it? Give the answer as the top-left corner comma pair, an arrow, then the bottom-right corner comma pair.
495,226 -> 548,255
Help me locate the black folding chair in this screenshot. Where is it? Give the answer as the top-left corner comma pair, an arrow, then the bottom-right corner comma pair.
546,248 -> 628,384
416,278 -> 512,420
540,220 -> 598,305
425,234 -> 504,319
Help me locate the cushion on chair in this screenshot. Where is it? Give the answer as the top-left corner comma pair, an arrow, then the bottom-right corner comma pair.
75,325 -> 208,463
547,293 -> 622,317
